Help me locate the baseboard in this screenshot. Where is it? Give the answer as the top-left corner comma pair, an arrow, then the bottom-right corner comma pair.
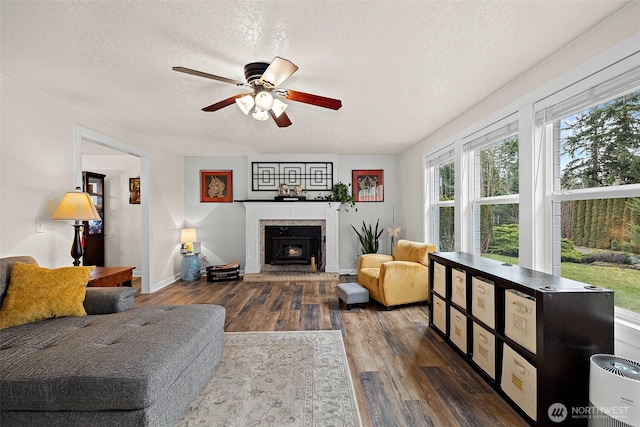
150,273 -> 181,293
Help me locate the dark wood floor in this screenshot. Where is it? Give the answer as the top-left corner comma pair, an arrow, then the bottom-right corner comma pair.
134,276 -> 528,427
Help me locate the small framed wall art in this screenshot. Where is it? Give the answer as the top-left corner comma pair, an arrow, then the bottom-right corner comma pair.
129,177 -> 141,204
201,170 -> 233,203
352,169 -> 384,202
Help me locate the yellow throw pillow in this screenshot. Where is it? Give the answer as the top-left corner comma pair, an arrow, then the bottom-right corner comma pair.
0,262 -> 95,329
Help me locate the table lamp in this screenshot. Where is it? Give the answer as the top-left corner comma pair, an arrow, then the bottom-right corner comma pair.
180,228 -> 198,253
51,187 -> 101,266
180,228 -> 200,281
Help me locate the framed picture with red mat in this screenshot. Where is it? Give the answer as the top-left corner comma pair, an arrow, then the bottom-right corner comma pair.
201,170 -> 233,203
352,169 -> 383,202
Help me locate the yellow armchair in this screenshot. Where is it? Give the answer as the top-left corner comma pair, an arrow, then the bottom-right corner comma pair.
357,239 -> 436,308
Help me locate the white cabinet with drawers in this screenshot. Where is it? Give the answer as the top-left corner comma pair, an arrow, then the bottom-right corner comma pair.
502,344 -> 537,421
451,268 -> 466,308
449,307 -> 467,353
428,252 -> 614,426
472,322 -> 495,379
432,295 -> 447,333
505,289 -> 537,353
433,261 -> 446,297
471,276 -> 495,329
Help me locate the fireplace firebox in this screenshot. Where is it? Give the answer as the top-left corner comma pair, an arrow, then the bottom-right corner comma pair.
265,226 -> 322,266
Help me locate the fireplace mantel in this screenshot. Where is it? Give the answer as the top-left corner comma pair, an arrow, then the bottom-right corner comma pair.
243,202 -> 340,274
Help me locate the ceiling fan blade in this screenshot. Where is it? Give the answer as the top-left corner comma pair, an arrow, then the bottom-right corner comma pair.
285,89 -> 342,110
269,110 -> 292,127
260,57 -> 298,88
202,94 -> 243,112
173,66 -> 242,86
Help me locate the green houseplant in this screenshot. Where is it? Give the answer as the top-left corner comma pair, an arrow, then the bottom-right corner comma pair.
352,219 -> 384,254
326,181 -> 356,211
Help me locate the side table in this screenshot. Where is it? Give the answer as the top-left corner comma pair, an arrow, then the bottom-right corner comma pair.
88,267 -> 135,287
181,254 -> 200,282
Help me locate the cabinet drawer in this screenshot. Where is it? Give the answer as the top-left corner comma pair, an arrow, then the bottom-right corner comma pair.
505,289 -> 537,353
501,344 -> 537,421
471,277 -> 495,329
451,268 -> 466,308
472,322 -> 495,379
433,262 -> 446,297
433,295 -> 447,333
449,307 -> 467,354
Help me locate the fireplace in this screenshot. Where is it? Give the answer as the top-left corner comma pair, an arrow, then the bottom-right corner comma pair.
265,226 -> 322,266
242,201 -> 340,274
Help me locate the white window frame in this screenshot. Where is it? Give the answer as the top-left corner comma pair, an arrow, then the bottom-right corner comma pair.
535,64 -> 640,275
425,147 -> 455,251
463,119 -> 519,256
535,62 -> 640,334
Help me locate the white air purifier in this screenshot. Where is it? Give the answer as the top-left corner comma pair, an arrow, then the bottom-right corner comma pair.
589,354 -> 640,427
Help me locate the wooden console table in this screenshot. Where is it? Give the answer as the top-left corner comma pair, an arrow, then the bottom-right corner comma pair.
88,267 -> 135,287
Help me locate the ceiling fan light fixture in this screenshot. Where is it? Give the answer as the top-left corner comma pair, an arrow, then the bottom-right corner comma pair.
252,108 -> 270,121
271,98 -> 288,118
235,94 -> 254,115
254,91 -> 274,111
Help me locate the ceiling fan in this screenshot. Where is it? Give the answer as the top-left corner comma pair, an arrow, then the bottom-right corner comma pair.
173,57 -> 342,127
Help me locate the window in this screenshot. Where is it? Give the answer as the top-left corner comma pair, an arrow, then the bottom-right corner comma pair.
465,122 -> 519,263
538,66 -> 640,314
559,197 -> 640,314
422,45 -> 640,354
560,88 -> 640,191
426,148 -> 455,251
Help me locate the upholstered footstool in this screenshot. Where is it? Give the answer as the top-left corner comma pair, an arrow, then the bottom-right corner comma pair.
336,282 -> 369,309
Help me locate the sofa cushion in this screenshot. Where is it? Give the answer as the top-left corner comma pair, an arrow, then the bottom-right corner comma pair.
0,304 -> 226,412
393,240 -> 434,266
0,263 -> 94,329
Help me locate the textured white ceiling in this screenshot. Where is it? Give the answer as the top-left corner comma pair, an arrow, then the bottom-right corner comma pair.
0,1 -> 629,156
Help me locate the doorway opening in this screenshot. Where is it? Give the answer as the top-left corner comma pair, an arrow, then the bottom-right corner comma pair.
74,126 -> 152,293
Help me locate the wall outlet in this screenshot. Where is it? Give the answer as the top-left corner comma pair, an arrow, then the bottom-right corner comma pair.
36,220 -> 45,233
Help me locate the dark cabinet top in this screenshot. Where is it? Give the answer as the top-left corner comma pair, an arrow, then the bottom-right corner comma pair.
430,251 -> 612,296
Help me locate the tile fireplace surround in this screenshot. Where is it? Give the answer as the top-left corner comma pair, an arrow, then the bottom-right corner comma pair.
243,202 -> 340,274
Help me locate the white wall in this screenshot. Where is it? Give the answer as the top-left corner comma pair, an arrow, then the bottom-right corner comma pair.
183,156 -> 248,268
399,3 -> 640,241
0,76 -> 184,291
184,154 -> 399,273
82,154 -> 142,273
337,155 -> 400,271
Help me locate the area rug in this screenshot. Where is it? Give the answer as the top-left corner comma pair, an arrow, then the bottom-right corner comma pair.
178,330 -> 362,427
242,272 -> 339,282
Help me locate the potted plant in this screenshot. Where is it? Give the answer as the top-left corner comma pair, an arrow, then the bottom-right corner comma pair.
351,219 -> 384,254
326,181 -> 356,211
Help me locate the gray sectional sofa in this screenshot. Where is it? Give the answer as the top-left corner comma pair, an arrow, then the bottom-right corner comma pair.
0,256 -> 226,426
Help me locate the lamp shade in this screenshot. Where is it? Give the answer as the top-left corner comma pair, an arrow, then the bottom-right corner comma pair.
51,191 -> 100,221
271,98 -> 288,118
180,228 -> 198,243
235,94 -> 255,115
254,91 -> 274,111
252,108 -> 269,121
